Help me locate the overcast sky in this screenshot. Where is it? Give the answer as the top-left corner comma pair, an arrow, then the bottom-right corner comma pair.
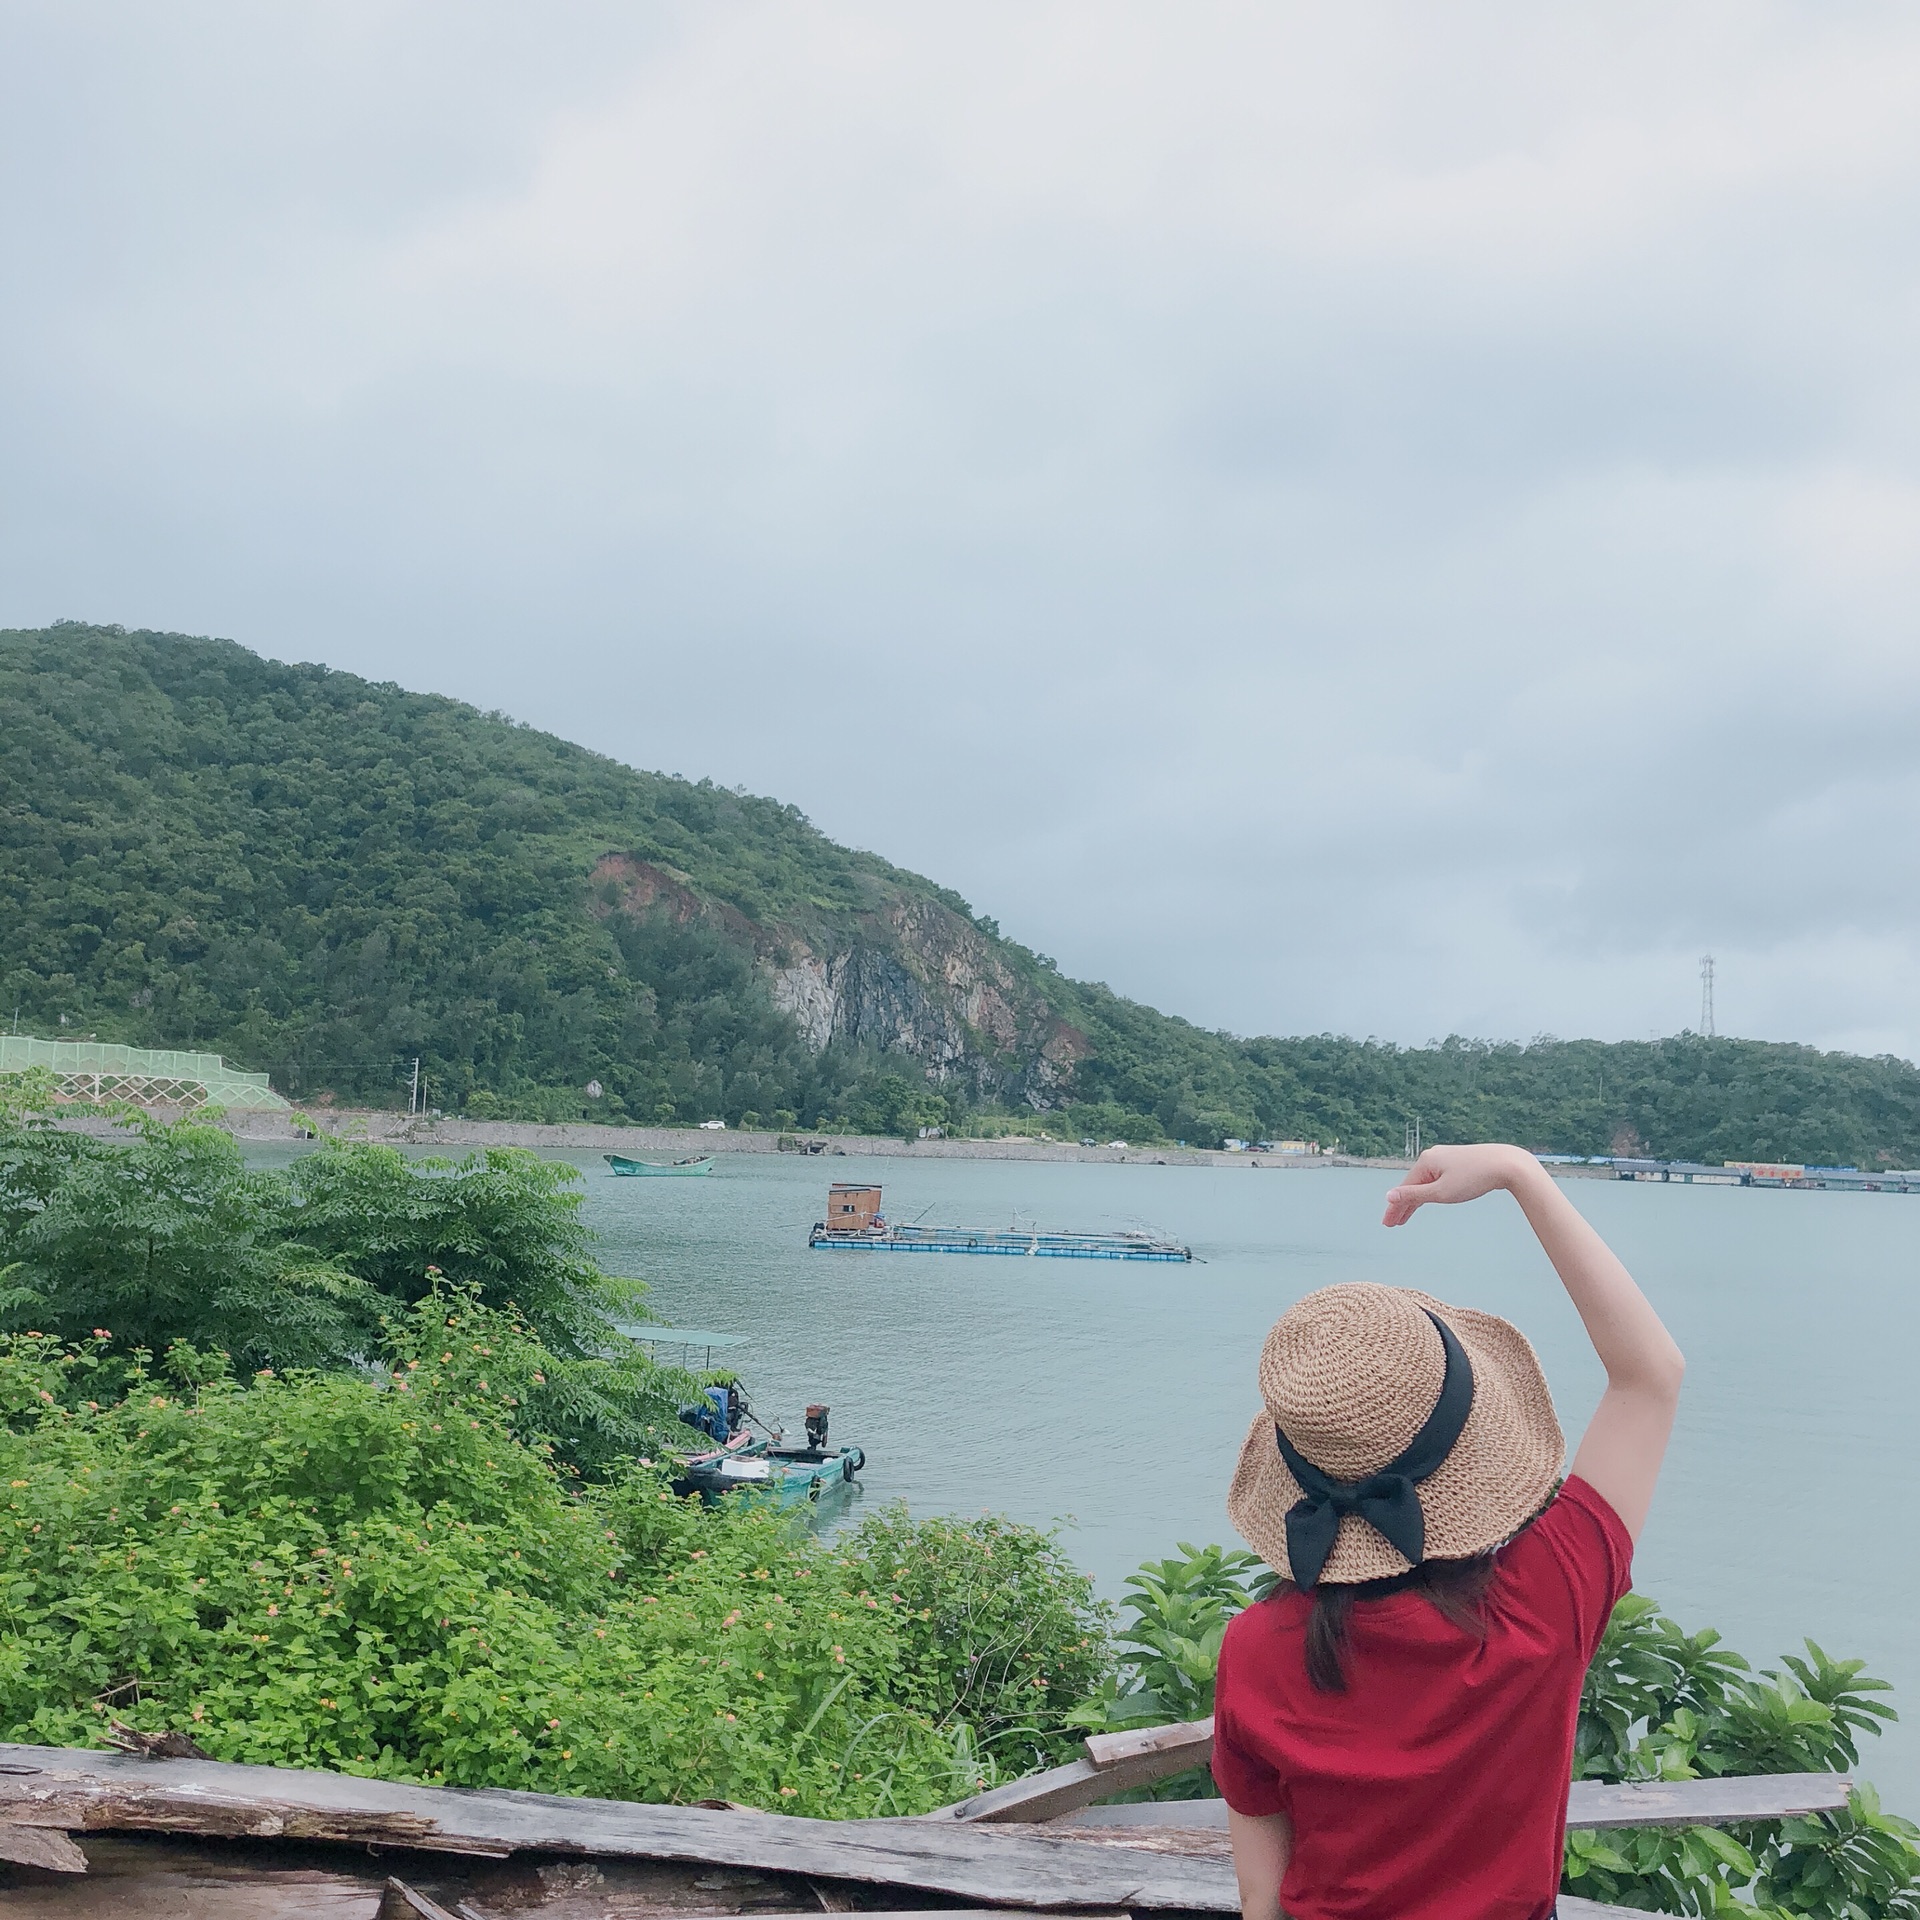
5,2 -> 1920,1057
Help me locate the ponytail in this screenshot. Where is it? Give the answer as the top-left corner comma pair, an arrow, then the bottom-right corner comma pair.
1285,1554 -> 1498,1693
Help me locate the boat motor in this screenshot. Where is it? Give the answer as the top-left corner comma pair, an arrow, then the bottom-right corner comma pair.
805,1403 -> 830,1450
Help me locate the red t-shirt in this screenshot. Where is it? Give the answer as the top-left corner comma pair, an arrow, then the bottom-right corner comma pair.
1211,1474 -> 1632,1920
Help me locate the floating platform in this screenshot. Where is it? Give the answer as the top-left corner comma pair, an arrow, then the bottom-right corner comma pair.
810,1223 -> 1192,1260
808,1183 -> 1191,1260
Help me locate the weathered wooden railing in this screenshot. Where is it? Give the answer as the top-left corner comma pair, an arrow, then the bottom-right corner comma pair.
932,1713 -> 1854,1836
0,1730 -> 1856,1920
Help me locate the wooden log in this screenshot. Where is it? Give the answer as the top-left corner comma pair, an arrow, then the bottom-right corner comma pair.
0,1745 -> 1239,1912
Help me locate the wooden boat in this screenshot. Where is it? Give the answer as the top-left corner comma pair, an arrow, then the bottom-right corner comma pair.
605,1152 -> 715,1176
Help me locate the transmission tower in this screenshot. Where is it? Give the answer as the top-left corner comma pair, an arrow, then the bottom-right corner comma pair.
1699,955 -> 1715,1037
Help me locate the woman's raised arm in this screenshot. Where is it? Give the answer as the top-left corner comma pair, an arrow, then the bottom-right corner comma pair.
1383,1143 -> 1684,1540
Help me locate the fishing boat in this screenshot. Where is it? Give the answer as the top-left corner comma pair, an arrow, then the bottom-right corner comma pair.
807,1183 -> 1192,1261
672,1383 -> 866,1508
605,1152 -> 715,1177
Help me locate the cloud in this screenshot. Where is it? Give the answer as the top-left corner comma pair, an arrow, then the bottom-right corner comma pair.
4,1 -> 1920,1055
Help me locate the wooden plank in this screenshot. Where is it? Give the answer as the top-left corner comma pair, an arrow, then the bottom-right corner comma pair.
1567,1774 -> 1851,1830
937,1719 -> 1215,1823
0,1824 -> 89,1872
380,1879 -> 464,1920
0,1836 -> 378,1920
1052,1802 -> 1229,1830
0,1832 -> 838,1920
1082,1719 -> 1213,1771
939,1747 -> 1221,1825
1048,1773 -> 1854,1834
0,1745 -> 1239,1912
1562,1901 -> 1684,1920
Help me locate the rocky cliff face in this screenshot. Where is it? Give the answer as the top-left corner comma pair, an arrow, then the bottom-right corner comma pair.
590,853 -> 1087,1107
766,898 -> 1089,1106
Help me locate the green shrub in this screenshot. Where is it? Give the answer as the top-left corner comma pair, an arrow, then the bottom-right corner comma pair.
0,1298 -> 1101,1816
1067,1540 -> 1270,1798
847,1507 -> 1112,1787
1568,1593 -> 1920,1915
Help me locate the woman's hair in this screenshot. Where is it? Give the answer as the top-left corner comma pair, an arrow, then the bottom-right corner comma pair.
1278,1554 -> 1498,1693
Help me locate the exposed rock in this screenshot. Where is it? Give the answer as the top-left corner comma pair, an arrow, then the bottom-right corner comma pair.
595,850 -> 1078,1106
767,953 -> 838,1052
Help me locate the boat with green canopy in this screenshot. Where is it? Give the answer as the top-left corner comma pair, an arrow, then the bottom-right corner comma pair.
605,1152 -> 715,1177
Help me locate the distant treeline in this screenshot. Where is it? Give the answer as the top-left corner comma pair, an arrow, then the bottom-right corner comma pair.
1046,1028 -> 1920,1167
6,623 -> 1917,1167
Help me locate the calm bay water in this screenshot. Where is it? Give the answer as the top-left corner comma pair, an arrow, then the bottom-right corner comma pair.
570,1153 -> 1920,1813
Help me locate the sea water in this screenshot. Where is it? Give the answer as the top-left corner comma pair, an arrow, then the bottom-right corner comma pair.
575,1153 -> 1920,1815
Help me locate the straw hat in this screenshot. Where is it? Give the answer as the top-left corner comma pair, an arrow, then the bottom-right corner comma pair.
1227,1282 -> 1564,1586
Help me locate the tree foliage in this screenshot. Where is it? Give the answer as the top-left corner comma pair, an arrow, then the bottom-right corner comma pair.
0,623 -> 958,1126
0,1088 -> 688,1469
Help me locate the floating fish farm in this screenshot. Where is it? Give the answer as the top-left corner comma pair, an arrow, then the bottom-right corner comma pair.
807,1184 -> 1192,1261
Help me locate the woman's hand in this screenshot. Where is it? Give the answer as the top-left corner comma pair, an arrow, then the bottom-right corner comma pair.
1382,1143 -> 1539,1226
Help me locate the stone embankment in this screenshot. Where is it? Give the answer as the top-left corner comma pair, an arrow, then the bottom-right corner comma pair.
60,1104 -> 1406,1171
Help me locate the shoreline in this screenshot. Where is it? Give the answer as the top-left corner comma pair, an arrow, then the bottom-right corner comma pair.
45,1108 -> 1646,1178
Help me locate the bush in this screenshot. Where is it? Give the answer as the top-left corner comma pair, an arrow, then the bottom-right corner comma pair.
848,1507 -> 1112,1787
1568,1593 -> 1920,1915
0,1298 -> 1105,1817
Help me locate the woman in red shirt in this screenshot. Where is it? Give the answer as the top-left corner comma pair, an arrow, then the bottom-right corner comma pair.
1213,1143 -> 1684,1920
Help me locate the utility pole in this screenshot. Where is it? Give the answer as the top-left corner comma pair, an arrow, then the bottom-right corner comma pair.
1404,1116 -> 1421,1161
409,1057 -> 421,1117
1699,955 -> 1715,1038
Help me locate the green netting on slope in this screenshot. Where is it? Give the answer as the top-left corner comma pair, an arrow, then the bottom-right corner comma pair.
0,1037 -> 288,1110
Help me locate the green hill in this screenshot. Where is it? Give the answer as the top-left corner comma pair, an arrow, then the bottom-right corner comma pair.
6,621 -> 1920,1166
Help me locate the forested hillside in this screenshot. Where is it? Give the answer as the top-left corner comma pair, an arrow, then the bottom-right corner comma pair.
6,621 -> 1920,1165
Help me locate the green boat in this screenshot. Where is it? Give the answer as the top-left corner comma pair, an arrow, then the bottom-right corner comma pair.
673,1387 -> 865,1508
605,1153 -> 716,1177
674,1437 -> 866,1508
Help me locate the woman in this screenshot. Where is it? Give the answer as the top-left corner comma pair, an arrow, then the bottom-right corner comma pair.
1214,1143 -> 1684,1920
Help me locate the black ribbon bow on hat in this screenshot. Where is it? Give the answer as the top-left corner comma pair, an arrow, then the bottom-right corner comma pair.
1274,1309 -> 1475,1589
